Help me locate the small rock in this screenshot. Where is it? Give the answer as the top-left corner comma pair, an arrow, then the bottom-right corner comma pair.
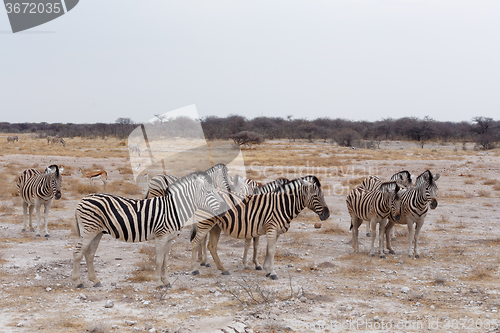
401,287 -> 410,294
105,300 -> 114,308
384,293 -> 393,297
125,320 -> 137,326
78,293 -> 87,300
46,287 -> 52,292
374,316 -> 380,322
314,222 -> 322,229
149,328 -> 156,333
214,291 -> 222,297
17,323 -> 24,327
142,301 -> 151,306
34,274 -> 42,280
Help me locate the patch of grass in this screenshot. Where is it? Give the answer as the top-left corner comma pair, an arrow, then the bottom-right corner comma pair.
467,265 -> 497,281
477,190 -> 491,198
482,178 -> 498,186
319,222 -> 348,235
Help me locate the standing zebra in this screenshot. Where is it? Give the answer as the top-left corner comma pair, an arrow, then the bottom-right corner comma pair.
230,174 -> 261,194
190,176 -> 330,279
346,181 -> 402,258
194,177 -> 290,271
16,165 -> 62,237
385,170 -> 440,258
359,171 -> 412,237
72,171 -> 225,288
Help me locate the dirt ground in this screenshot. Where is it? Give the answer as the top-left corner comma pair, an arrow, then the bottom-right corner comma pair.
1,135 -> 500,332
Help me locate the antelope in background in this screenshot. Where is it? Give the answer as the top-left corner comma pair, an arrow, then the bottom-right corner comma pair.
79,167 -> 107,186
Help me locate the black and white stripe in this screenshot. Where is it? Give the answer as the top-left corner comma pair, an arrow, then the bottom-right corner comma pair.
346,181 -> 402,257
16,165 -> 62,237
190,175 -> 329,279
386,170 -> 440,258
72,171 -> 225,288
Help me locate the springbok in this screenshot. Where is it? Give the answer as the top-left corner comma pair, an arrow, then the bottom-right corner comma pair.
79,167 -> 107,186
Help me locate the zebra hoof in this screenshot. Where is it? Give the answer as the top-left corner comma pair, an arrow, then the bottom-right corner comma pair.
389,250 -> 395,255
30,228 -> 35,232
270,274 -> 278,280
158,283 -> 171,289
379,255 -> 386,259
36,234 -> 41,237
370,254 -> 375,257
265,273 -> 271,277
205,263 -> 210,268
255,266 -> 263,271
200,262 -> 206,267
93,282 -> 102,287
44,234 -> 50,238
366,233 -> 371,237
415,254 -> 420,259
192,270 -> 200,276
22,229 -> 27,232
222,270 -> 230,276
77,283 -> 84,289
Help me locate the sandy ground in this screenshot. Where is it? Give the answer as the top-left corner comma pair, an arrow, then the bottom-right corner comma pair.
1,138 -> 500,332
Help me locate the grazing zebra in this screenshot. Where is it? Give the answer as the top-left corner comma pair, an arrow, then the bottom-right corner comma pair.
7,136 -> 18,143
190,175 -> 330,279
79,167 -> 108,186
359,171 -> 412,237
16,165 -> 62,237
386,170 -> 440,258
346,181 -> 402,258
72,171 -> 225,288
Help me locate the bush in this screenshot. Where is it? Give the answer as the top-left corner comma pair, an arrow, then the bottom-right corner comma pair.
230,131 -> 264,146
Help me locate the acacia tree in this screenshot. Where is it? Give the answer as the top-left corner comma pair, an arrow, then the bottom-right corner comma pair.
230,131 -> 264,147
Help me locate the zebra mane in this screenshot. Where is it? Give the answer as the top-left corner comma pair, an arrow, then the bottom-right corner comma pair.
169,171 -> 213,190
274,175 -> 321,192
415,170 -> 440,187
378,181 -> 400,194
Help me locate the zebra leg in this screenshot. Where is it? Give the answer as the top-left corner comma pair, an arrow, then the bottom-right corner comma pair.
72,233 -> 100,288
42,200 -> 53,238
155,233 -> 178,288
206,226 -> 230,275
263,230 -> 279,280
242,238 -> 252,269
350,216 -> 362,253
378,219 -> 387,258
407,221 -> 416,258
365,220 -> 371,237
253,236 -> 262,270
369,219 -> 378,257
21,201 -> 29,232
414,219 -> 424,258
35,201 -> 43,237
85,233 -> 104,287
385,220 -> 396,255
200,235 -> 209,267
28,205 -> 35,232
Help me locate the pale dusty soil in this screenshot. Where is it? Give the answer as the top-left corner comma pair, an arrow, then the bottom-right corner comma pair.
1,138 -> 500,333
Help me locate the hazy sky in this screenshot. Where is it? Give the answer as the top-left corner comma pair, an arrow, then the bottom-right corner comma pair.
1,0 -> 499,124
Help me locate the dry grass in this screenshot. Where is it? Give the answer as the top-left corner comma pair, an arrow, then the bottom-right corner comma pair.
127,244 -> 155,283
319,222 -> 348,235
467,264 -> 497,281
477,190 -> 491,198
493,184 -> 500,191
482,178 -> 499,186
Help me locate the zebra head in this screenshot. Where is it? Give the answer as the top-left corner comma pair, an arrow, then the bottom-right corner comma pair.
191,172 -> 227,216
206,163 -> 232,193
415,170 -> 440,209
44,165 -> 62,200
391,170 -> 413,188
299,176 -> 330,221
380,181 -> 402,221
229,174 -> 260,195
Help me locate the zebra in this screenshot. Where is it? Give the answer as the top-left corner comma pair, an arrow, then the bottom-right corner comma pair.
7,136 -> 18,143
346,181 -> 402,258
195,177 -> 290,271
359,171 -> 412,237
144,163 -> 233,266
385,170 -> 440,258
47,136 -> 66,147
129,143 -> 140,156
190,175 -> 330,279
72,171 -> 226,289
16,165 -> 62,237
230,174 -> 261,194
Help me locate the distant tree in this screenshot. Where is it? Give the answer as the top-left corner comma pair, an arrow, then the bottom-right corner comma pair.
230,131 -> 264,147
334,128 -> 360,147
472,117 -> 497,150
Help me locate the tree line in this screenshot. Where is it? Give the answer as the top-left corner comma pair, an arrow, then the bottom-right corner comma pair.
1,116 -> 499,149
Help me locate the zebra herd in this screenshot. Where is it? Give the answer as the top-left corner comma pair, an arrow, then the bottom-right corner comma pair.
15,162 -> 439,288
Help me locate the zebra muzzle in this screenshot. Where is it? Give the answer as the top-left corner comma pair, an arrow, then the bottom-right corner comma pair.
54,191 -> 62,200
319,207 -> 330,221
392,212 -> 401,221
430,198 -> 438,209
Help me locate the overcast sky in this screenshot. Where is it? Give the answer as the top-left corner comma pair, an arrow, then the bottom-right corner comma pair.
1,0 -> 499,124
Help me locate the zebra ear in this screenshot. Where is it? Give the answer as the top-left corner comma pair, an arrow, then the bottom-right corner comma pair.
433,173 -> 441,182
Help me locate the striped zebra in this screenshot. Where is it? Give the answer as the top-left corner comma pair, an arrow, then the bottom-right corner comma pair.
346,181 -> 402,258
359,171 -> 412,237
386,170 -> 440,258
16,165 -> 62,237
196,177 -> 290,271
230,174 -> 261,194
144,163 -> 233,266
190,175 -> 330,279
72,171 -> 225,288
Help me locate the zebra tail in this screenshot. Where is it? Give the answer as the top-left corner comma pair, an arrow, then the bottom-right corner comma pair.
350,222 -> 353,230
190,223 -> 197,242
74,212 -> 81,238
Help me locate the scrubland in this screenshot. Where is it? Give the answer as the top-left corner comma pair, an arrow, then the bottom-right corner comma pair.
1,134 -> 500,332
